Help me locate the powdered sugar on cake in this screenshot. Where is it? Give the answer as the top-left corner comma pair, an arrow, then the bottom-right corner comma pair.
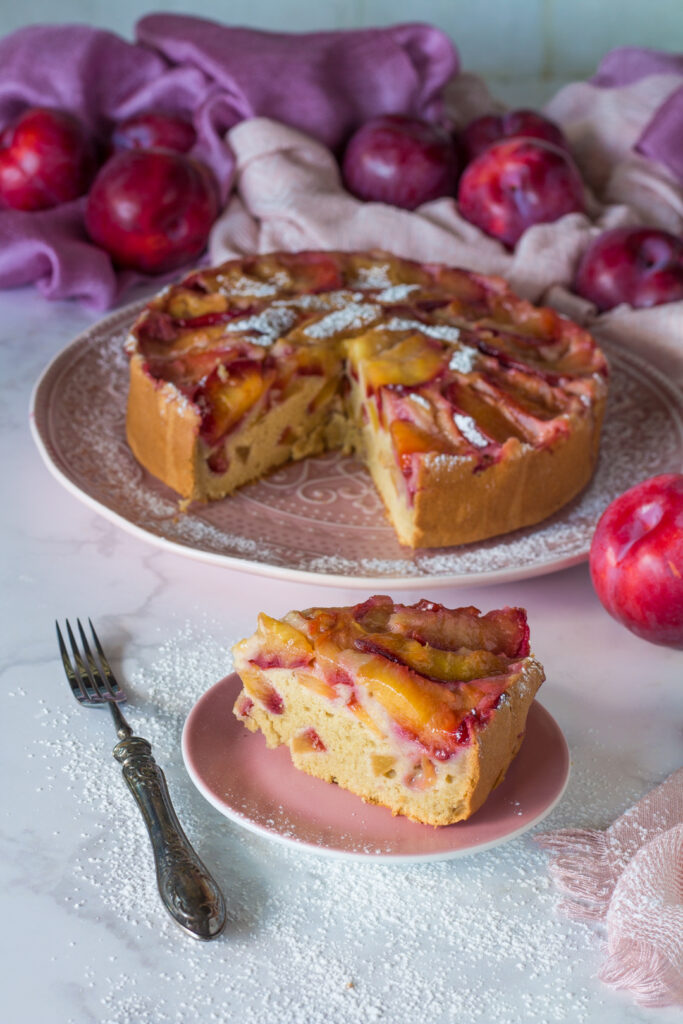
216,270 -> 290,297
347,263 -> 393,290
386,317 -> 462,343
375,283 -> 421,303
453,413 -> 490,449
449,346 -> 478,373
228,306 -> 299,344
303,303 -> 381,339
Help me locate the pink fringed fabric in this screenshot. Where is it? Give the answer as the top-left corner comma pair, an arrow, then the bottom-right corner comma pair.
536,768 -> 683,1007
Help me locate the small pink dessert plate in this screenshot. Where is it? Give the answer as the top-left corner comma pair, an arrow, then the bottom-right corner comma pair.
182,673 -> 570,862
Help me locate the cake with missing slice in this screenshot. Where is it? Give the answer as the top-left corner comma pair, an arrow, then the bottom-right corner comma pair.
125,250 -> 608,549
232,595 -> 545,826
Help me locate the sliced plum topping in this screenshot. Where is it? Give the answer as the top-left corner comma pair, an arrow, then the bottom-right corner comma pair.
253,612 -> 314,668
442,380 -> 526,444
234,694 -> 254,719
136,310 -> 179,345
388,602 -> 530,659
239,667 -> 285,715
356,656 -> 462,752
352,595 -> 394,632
361,335 -> 448,392
175,306 -> 258,329
198,359 -> 270,446
390,420 -> 454,480
278,250 -> 345,293
354,632 -> 507,682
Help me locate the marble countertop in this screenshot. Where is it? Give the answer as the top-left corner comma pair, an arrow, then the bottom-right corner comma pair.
1,281 -> 681,1024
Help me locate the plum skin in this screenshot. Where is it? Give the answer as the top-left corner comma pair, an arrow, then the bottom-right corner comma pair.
85,149 -> 218,274
589,474 -> 683,649
457,137 -> 585,248
574,227 -> 683,312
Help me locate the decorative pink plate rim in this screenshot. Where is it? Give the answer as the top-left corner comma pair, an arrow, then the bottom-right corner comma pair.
181,673 -> 570,863
29,299 -> 683,589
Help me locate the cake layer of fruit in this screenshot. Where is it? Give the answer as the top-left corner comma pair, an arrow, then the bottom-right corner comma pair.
232,596 -> 545,825
126,250 -> 608,512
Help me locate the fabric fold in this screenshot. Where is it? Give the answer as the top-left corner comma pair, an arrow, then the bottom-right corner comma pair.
209,117 -> 638,308
536,769 -> 683,1008
135,14 -> 459,150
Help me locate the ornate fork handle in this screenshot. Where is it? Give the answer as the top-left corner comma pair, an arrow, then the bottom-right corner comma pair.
113,734 -> 226,940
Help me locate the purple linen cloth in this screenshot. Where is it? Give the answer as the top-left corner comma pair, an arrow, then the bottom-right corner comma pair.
637,85 -> 683,185
136,14 -> 459,151
590,46 -> 683,87
0,16 -> 458,309
590,47 -> 683,185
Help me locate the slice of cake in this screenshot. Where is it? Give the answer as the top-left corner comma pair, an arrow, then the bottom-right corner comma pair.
232,595 -> 545,826
125,250 -> 608,549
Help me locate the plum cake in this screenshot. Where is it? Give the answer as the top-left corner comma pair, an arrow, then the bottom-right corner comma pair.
125,250 -> 608,547
232,595 -> 545,826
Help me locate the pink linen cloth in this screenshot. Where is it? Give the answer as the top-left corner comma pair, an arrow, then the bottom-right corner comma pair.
0,16 -> 457,308
536,769 -> 683,1008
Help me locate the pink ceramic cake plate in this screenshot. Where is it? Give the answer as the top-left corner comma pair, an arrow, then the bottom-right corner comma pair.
182,673 -> 570,862
30,301 -> 683,589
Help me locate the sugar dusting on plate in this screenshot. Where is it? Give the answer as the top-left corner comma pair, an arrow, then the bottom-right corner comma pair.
20,617 -> 663,1024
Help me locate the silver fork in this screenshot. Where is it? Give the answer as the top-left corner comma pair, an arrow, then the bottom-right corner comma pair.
56,618 -> 226,940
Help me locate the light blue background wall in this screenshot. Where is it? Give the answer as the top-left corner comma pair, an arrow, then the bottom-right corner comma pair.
1,1 -> 682,104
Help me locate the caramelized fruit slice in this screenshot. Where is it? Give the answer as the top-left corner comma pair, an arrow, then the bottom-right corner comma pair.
390,420 -> 453,476
278,250 -> 345,293
388,601 -> 530,659
199,360 -> 270,445
443,380 -> 526,444
352,595 -> 394,632
253,612 -> 314,668
347,694 -> 384,737
237,665 -> 285,715
361,335 -> 448,390
355,632 -> 507,682
298,673 -> 338,700
166,288 -> 228,319
356,656 -> 462,749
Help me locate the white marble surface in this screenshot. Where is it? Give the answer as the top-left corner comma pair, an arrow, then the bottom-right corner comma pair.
1,274 -> 682,1024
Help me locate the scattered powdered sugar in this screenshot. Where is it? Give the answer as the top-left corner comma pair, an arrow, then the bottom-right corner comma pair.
453,413 -> 490,449
347,263 -> 393,290
216,270 -> 290,297
375,283 -> 420,303
449,346 -> 479,373
273,289 -> 364,312
303,303 -> 381,339
228,306 -> 299,344
386,317 -> 462,343
22,619 -> 654,1024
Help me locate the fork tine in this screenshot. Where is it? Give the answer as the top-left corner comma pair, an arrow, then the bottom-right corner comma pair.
56,621 -> 88,702
65,619 -> 100,701
76,618 -> 107,701
87,618 -> 124,702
